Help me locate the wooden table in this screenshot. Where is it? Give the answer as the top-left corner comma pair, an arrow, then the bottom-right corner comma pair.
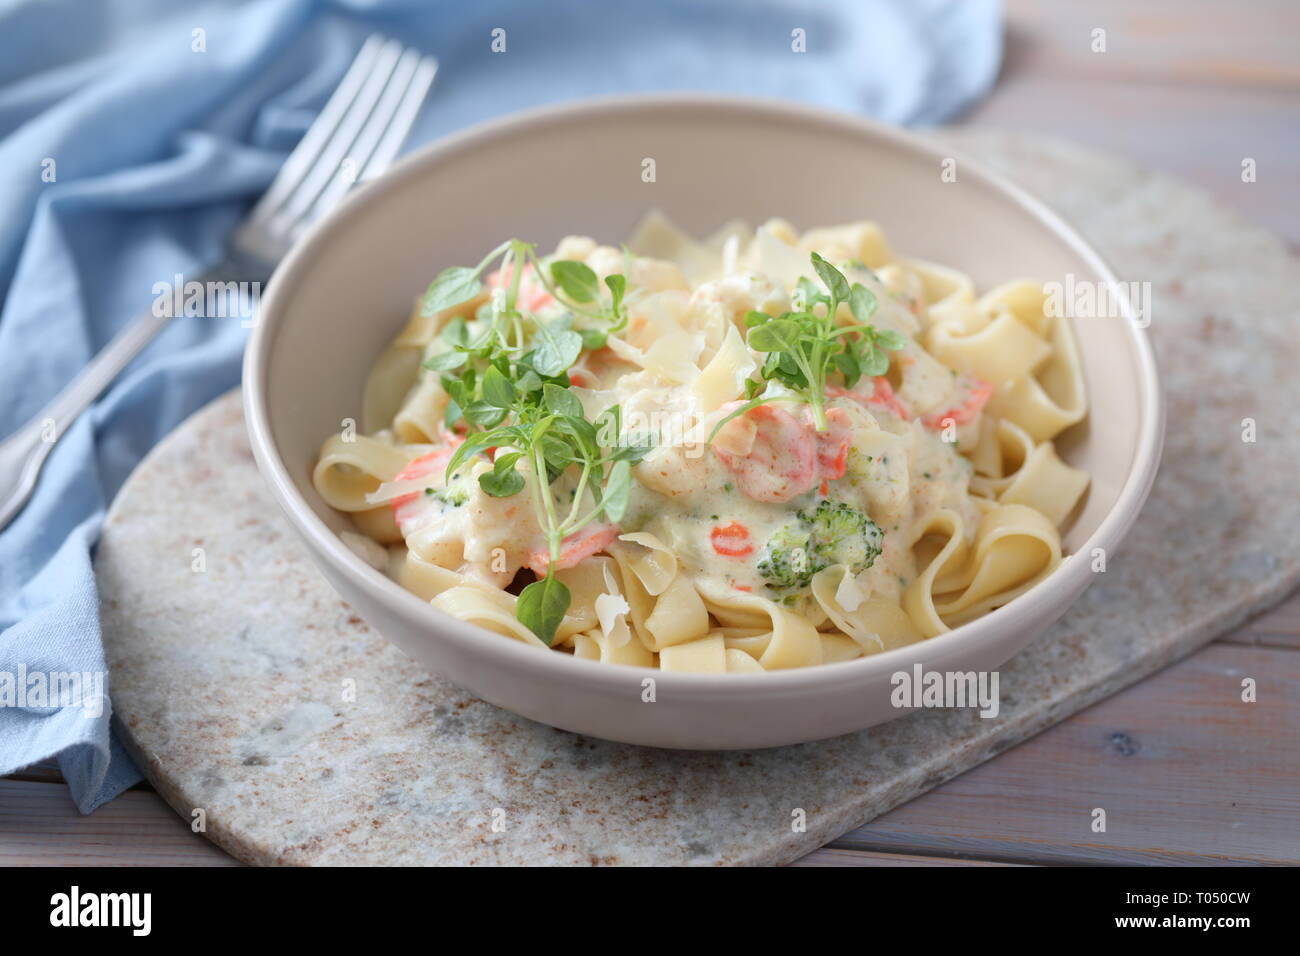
3,0 -> 1298,866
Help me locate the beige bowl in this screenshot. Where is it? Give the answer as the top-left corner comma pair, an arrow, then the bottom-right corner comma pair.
244,95 -> 1163,750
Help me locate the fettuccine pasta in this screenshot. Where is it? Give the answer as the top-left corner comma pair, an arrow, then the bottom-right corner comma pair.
314,213 -> 1089,671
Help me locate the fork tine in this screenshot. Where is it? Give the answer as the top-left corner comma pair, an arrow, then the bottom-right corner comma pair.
242,34 -> 385,229
233,37 -> 435,263
359,55 -> 438,182
269,38 -> 404,232
296,48 -> 424,234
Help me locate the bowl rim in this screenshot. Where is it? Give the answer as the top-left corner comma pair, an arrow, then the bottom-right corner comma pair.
244,92 -> 1165,695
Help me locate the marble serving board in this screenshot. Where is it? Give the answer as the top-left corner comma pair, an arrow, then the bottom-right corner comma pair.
97,133 -> 1300,866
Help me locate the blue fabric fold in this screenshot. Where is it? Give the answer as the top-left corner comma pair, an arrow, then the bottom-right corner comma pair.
0,0 -> 1002,813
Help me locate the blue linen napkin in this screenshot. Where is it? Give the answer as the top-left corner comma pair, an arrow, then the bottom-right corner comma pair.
0,0 -> 1001,812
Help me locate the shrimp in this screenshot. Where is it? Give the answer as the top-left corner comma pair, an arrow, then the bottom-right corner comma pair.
485,262 -> 555,313
713,401 -> 861,503
389,442 -> 463,536
526,523 -> 621,575
812,407 -> 852,483
828,378 -> 910,421
921,377 -> 993,429
713,403 -> 817,503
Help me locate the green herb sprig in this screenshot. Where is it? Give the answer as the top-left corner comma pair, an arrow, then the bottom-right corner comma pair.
444,386 -> 651,644
711,253 -> 906,437
412,241 -> 649,644
418,243 -> 629,421
543,259 -> 628,350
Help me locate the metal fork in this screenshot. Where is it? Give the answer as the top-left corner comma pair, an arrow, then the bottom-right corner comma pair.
0,35 -> 437,533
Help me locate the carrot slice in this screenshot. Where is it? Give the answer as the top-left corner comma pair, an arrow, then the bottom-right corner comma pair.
710,521 -> 753,557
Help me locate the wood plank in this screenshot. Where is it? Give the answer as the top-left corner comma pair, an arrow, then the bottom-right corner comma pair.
973,0 -> 1300,248
827,644 -> 1299,865
3,760 -> 64,785
1220,589 -> 1300,650
961,73 -> 1300,248
1002,0 -> 1300,87
0,780 -> 240,867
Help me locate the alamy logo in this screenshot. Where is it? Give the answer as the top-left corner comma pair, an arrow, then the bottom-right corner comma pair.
0,666 -> 104,718
151,273 -> 261,327
890,664 -> 1000,718
49,886 -> 151,936
1042,274 -> 1151,328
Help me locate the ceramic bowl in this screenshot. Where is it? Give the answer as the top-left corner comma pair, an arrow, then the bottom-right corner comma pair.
244,95 -> 1163,749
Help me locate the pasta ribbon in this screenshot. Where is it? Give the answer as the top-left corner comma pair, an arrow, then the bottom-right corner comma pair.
811,566 -> 924,654
903,504 -> 1061,636
313,433 -> 411,512
985,313 -> 1087,442
698,582 -> 824,670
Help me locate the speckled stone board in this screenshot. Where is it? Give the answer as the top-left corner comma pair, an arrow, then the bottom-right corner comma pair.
98,133 -> 1300,866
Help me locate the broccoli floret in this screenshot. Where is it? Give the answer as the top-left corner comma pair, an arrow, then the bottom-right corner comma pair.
803,499 -> 883,572
755,523 -> 815,589
756,500 -> 883,592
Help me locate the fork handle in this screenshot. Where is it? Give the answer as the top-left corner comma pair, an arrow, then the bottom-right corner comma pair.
0,259 -> 255,531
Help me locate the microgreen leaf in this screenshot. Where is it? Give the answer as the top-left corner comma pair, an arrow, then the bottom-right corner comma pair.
531,321 -> 583,377
794,276 -> 828,312
462,400 -> 508,427
539,431 -> 574,474
480,365 -> 515,409
594,406 -> 621,446
860,345 -> 889,377
443,398 -> 462,429
746,318 -> 802,354
543,383 -> 584,418
610,433 -> 654,463
440,375 -> 467,407
849,283 -> 878,324
550,260 -> 600,303
550,414 -> 599,459
810,252 -> 850,304
444,431 -> 497,480
605,273 -> 627,326
420,266 -> 482,317
479,453 -> 525,497
422,350 -> 467,372
601,460 -> 632,522
833,350 -> 861,388
516,575 -> 571,647
874,327 -> 908,351
514,370 -> 543,394
441,316 -> 469,345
